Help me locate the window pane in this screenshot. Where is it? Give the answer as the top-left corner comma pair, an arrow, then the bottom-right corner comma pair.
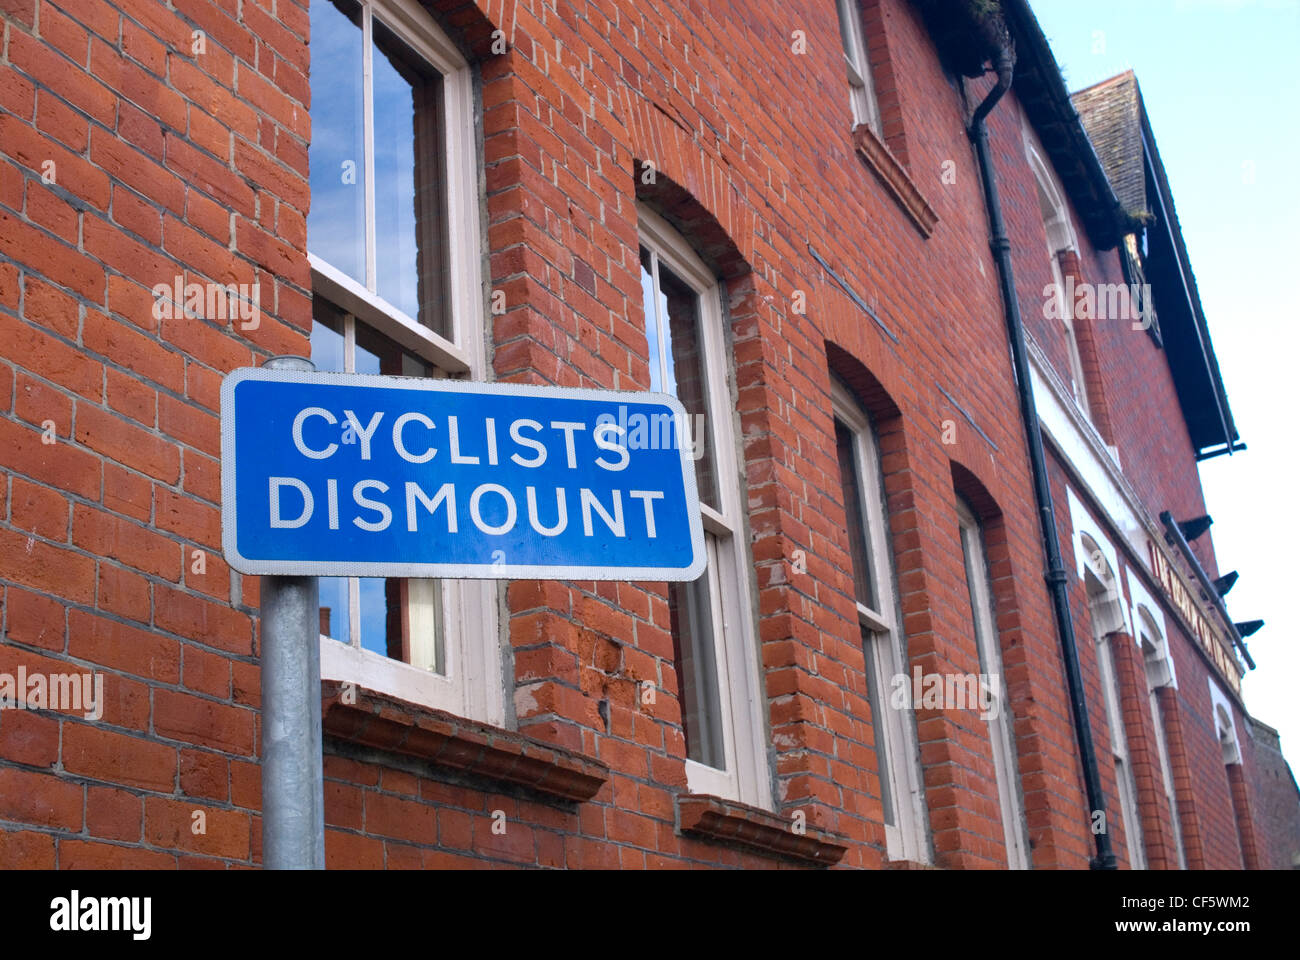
670,559 -> 725,770
307,0 -> 365,285
836,0 -> 860,69
310,296 -> 348,373
353,577 -> 443,670
355,319 -> 431,377
372,18 -> 446,336
405,578 -> 444,674
835,418 -> 878,610
656,260 -> 720,510
638,247 -> 665,392
319,576 -> 350,644
959,520 -> 992,675
358,577 -> 391,657
862,625 -> 896,826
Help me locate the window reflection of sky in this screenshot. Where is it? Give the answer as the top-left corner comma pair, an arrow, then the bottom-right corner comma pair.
307,0 -> 365,284
372,23 -> 422,323
639,255 -> 664,392
358,578 -> 389,656
354,336 -> 381,375
319,575 -> 350,644
307,1 -> 435,331
638,248 -> 719,508
659,284 -> 679,397
309,315 -> 346,373
638,250 -> 683,397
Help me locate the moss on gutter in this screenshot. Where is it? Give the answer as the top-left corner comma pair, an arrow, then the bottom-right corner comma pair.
912,0 -> 1011,78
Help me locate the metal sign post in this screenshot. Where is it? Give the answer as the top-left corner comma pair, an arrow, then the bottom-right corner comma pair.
257,356 -> 324,870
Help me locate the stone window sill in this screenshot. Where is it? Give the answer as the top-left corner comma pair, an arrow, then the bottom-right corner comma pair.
320,681 -> 608,803
676,794 -> 849,865
883,858 -> 937,870
853,123 -> 938,238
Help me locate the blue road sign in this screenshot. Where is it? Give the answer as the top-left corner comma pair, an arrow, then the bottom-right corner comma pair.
220,367 -> 706,581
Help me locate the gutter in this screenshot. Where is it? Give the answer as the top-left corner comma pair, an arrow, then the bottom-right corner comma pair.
968,46 -> 1118,870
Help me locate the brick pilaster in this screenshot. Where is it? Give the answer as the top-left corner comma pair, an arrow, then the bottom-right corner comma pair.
1225,763 -> 1262,869
1109,631 -> 1180,869
1057,249 -> 1116,444
1155,686 -> 1207,868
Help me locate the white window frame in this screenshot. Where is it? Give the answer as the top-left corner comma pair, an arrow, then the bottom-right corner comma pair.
835,0 -> 882,134
638,204 -> 772,810
308,0 -> 502,726
1208,678 -> 1242,766
308,0 -> 484,377
832,382 -> 928,863
957,500 -> 1030,869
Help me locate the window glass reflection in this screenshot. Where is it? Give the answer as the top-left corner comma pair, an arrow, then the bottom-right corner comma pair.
645,256 -> 720,510
358,577 -> 390,657
373,18 -> 445,335
835,418 -> 878,610
639,247 -> 664,393
670,569 -> 725,769
319,576 -> 350,644
355,319 -> 431,377
862,626 -> 896,826
307,0 -> 365,284
310,298 -> 347,373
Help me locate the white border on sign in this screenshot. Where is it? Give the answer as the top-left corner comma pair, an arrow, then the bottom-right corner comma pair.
219,366 -> 709,581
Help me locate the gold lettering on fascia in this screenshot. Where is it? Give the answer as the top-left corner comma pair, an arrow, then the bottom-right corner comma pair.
1148,540 -> 1241,695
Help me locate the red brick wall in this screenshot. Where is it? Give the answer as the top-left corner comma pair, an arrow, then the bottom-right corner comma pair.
1,0 -> 308,867
0,0 -> 1276,869
1247,721 -> 1300,870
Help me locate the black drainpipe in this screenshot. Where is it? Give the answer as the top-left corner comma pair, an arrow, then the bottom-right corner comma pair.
967,47 -> 1117,870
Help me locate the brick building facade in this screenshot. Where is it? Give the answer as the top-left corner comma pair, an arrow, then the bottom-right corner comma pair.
0,0 -> 1293,869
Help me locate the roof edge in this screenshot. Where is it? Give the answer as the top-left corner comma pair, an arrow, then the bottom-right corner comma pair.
1001,0 -> 1139,249
1131,82 -> 1241,452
